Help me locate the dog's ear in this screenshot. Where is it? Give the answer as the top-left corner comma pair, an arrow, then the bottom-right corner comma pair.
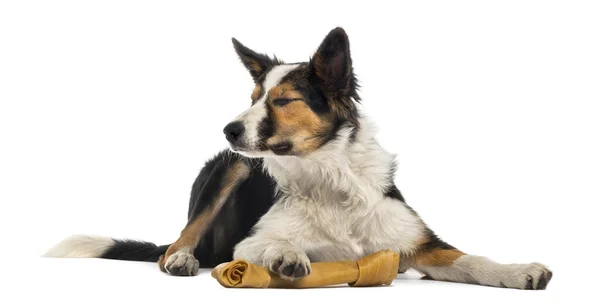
309,27 -> 358,101
232,38 -> 278,82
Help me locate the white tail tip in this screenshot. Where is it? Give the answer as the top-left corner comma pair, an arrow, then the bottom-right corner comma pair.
43,235 -> 115,258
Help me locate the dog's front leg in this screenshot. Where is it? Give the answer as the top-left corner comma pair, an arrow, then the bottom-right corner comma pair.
234,235 -> 311,280
159,160 -> 250,276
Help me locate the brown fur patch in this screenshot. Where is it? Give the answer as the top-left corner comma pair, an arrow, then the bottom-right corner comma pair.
311,53 -> 329,87
249,61 -> 264,76
266,83 -> 332,155
161,161 -> 250,265
251,84 -> 263,102
415,248 -> 465,267
268,83 -> 304,100
157,254 -> 167,272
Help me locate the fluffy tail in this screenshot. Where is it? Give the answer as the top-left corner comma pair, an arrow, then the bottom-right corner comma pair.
43,235 -> 169,262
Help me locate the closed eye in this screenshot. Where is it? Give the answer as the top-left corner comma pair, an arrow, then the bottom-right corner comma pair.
272,98 -> 302,106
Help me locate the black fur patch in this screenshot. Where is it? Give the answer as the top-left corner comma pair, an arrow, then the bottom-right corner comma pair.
100,240 -> 169,262
384,184 -> 406,203
232,38 -> 280,82
421,228 -> 457,251
257,106 -> 275,151
383,160 -> 407,203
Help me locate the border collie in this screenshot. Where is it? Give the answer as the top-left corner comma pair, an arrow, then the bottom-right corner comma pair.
44,27 -> 552,290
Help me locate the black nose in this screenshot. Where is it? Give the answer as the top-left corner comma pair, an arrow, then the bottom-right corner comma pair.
223,121 -> 245,143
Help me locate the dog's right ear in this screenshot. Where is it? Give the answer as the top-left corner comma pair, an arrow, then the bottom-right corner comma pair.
309,27 -> 357,100
232,38 -> 278,82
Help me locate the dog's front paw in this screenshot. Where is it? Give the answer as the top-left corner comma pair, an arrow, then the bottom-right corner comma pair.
501,262 -> 553,290
265,249 -> 311,280
163,251 -> 200,276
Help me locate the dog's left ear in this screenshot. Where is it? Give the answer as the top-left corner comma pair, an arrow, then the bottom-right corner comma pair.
232,38 -> 277,82
309,27 -> 358,101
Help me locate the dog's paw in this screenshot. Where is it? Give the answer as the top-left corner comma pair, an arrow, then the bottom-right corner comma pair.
265,249 -> 311,281
500,262 -> 553,290
163,251 -> 199,276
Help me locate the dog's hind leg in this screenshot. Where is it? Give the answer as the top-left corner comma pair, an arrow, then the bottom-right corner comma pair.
158,157 -> 250,276
409,231 -> 553,290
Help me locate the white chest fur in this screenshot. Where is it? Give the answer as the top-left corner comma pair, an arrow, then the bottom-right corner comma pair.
260,191 -> 424,262
252,119 -> 426,262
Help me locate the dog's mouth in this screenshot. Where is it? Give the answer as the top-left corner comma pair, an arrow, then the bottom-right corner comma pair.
229,141 -> 294,157
228,143 -> 268,158
267,142 -> 293,155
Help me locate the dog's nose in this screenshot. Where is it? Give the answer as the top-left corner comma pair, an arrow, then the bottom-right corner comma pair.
223,121 -> 245,143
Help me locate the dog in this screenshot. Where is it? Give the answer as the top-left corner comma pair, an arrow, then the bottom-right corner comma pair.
44,27 -> 552,290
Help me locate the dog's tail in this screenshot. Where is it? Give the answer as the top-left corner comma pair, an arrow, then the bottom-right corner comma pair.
43,235 -> 169,262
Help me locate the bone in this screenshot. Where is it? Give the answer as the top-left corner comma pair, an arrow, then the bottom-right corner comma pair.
211,249 -> 400,288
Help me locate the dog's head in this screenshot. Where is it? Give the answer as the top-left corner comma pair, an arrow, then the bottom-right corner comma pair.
224,27 -> 360,158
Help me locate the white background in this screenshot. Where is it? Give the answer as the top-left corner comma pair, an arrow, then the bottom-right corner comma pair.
1,1 -> 598,305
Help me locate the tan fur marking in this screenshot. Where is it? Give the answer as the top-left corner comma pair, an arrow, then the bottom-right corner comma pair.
416,249 -> 465,267
266,82 -> 332,155
161,161 -> 250,264
249,61 -> 263,75
268,83 -> 304,100
312,54 -> 328,83
251,84 -> 263,101
157,254 -> 167,272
